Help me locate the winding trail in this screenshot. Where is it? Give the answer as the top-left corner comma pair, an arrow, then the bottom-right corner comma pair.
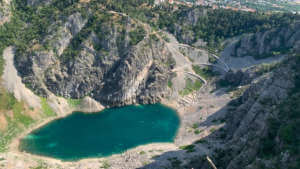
176,43 -> 230,72
108,10 -> 225,87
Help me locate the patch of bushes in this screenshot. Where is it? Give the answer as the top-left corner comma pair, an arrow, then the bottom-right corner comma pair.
129,26 -> 146,45
101,160 -> 111,169
192,123 -> 198,129
194,129 -> 201,135
195,139 -> 207,144
256,62 -> 279,75
192,65 -> 216,80
179,144 -> 195,153
208,55 -> 217,64
156,6 -> 300,48
167,80 -> 173,88
150,34 -> 159,41
179,78 -> 203,96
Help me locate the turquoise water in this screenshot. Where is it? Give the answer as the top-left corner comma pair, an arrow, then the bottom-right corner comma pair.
20,104 -> 180,161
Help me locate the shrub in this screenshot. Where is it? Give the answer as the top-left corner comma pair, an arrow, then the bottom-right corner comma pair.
192,65 -> 216,80
179,144 -> 195,153
129,26 -> 146,45
194,129 -> 201,135
179,78 -> 203,96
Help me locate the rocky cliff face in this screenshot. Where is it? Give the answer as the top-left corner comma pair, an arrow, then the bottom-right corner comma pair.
218,59 -> 296,169
0,0 -> 11,25
232,23 -> 300,58
186,55 -> 300,169
173,7 -> 208,44
15,11 -> 175,107
27,0 -> 52,6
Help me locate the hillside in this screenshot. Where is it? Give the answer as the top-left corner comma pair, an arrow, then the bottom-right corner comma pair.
0,0 -> 299,169
181,0 -> 300,13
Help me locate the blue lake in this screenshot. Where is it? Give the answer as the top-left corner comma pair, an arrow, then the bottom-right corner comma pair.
19,104 -> 180,161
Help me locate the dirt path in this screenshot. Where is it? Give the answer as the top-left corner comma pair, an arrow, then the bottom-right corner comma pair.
176,43 -> 230,71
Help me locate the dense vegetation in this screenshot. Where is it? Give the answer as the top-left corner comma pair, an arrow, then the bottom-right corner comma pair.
1,0 -> 299,71
53,0 -> 300,49
184,0 -> 300,12
192,65 -> 216,80
0,0 -> 87,74
155,6 -> 300,48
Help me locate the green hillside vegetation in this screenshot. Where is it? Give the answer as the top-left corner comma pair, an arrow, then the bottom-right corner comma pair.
156,6 -> 300,48
1,0 -> 299,74
0,86 -> 34,152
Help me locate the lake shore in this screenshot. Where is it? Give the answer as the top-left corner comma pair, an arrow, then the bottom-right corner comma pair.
1,46 -> 232,169
2,83 -> 231,169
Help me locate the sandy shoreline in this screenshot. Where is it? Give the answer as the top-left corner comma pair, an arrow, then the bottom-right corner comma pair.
1,45 -> 232,168
9,101 -> 184,161
4,88 -> 230,168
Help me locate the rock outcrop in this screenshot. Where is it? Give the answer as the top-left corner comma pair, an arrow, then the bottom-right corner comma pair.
15,12 -> 175,107
27,0 -> 52,6
186,55 -> 299,169
0,0 -> 11,26
231,23 -> 300,58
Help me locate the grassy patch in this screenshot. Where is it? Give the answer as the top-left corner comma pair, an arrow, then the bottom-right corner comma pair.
179,78 -> 203,96
30,164 -> 48,169
210,128 -> 216,133
13,102 -> 34,127
230,86 -> 247,99
256,62 -> 280,75
192,65 -> 216,80
0,118 -> 24,152
0,86 -> 37,152
168,80 -> 173,88
208,55 -> 217,64
0,88 -> 18,110
101,160 -> 111,169
67,98 -> 82,107
41,98 -> 56,117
